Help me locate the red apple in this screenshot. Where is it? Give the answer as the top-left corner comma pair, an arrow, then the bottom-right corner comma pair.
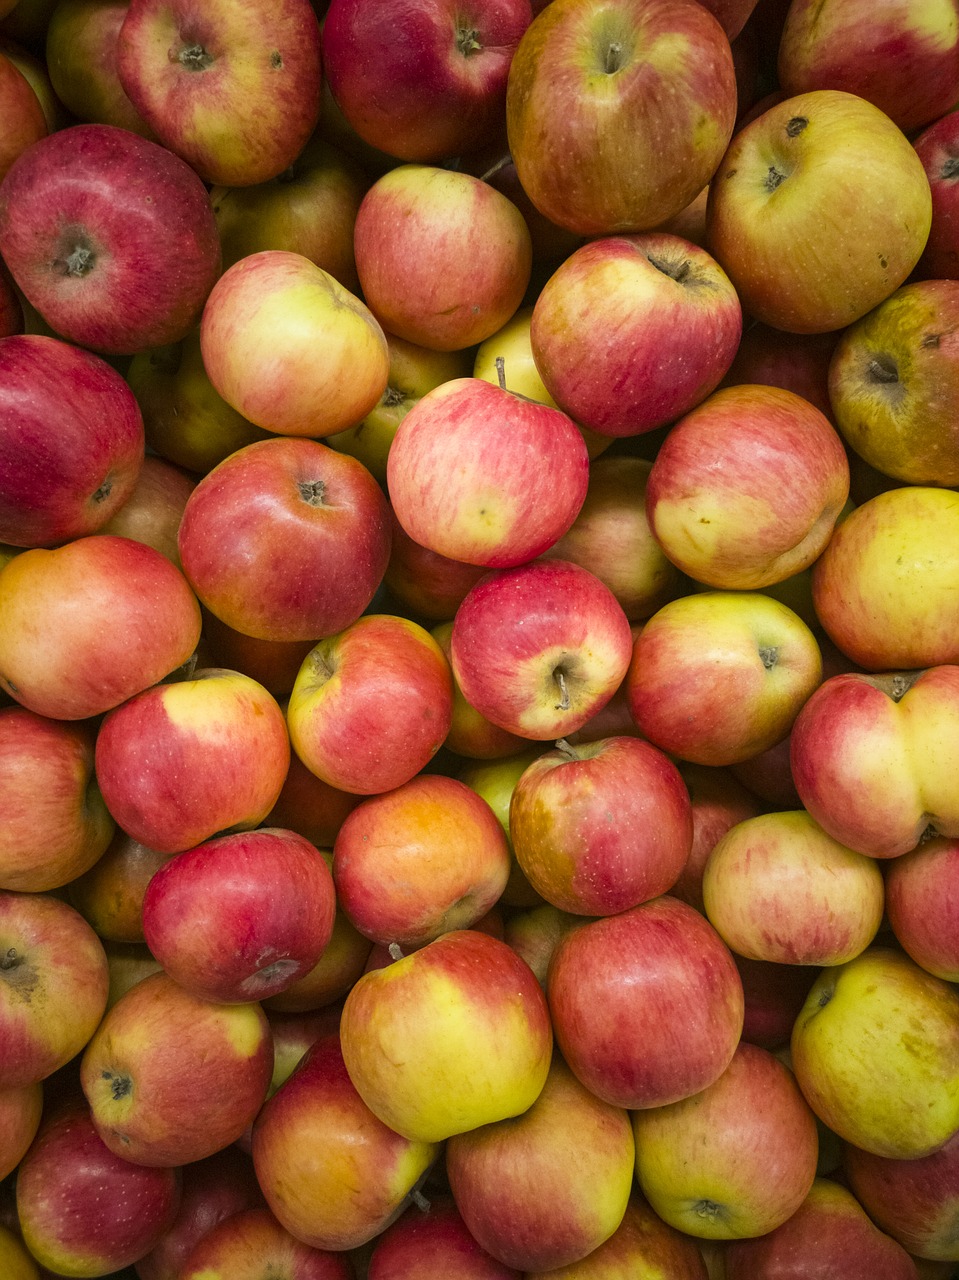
914,108 -> 959,281
98,454 -> 194,571
720,321 -> 838,418
199,609 -> 315,699
0,45 -> 45,181
735,954 -> 818,1052
263,753 -> 360,851
383,514 -> 489,624
884,836 -> 959,982
368,1195 -> 521,1280
178,1206 -> 353,1280
432,620 -> 531,761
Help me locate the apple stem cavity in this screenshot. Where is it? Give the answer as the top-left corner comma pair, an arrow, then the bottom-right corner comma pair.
648,254 -> 691,284
553,667 -> 571,711
177,43 -> 214,72
866,355 -> 899,384
298,479 -> 328,507
456,25 -> 482,56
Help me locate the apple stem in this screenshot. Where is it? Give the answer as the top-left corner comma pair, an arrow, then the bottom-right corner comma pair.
411,1187 -> 432,1213
554,738 -> 578,760
554,668 -> 571,711
495,356 -> 507,392
604,41 -> 624,74
388,942 -> 404,961
866,356 -> 899,384
479,156 -> 511,185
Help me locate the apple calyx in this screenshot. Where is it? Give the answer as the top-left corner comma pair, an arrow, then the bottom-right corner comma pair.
176,43 -> 215,73
866,354 -> 899,385
100,1069 -> 133,1102
455,25 -> 482,57
56,239 -> 96,279
942,156 -> 959,181
693,1198 -> 724,1222
758,645 -> 779,671
298,479 -> 328,507
382,385 -> 407,408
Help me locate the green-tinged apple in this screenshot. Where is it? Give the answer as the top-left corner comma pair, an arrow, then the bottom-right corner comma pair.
506,0 -> 737,235
0,890 -> 108,1088
199,250 -> 389,438
503,904 -> 582,986
633,1042 -> 819,1240
387,374 -> 589,569
178,436 -> 391,644
509,735 -> 692,916
0,1078 -> 40,1179
353,164 -> 531,351
80,970 -> 273,1166
791,947 -> 959,1159
546,895 -> 744,1109
103,941 -> 163,1010
914,109 -> 959,280
116,0 -> 322,186
701,810 -> 885,965
626,591 -> 823,766
44,0 -> 154,135
446,1053 -> 635,1271
340,929 -> 552,1143
368,1195 -> 521,1279
450,559 -> 634,740
670,763 -> 762,913
885,837 -> 959,982
252,1032 -> 440,1251
332,774 -> 511,947
828,280 -> 959,486
432,621 -> 530,760
0,707 -> 113,892
646,384 -> 849,589
95,667 -> 290,855
0,1226 -> 38,1280
287,615 -> 452,795
790,666 -> 959,858
0,46 -> 45,180
3,37 -> 68,133
530,232 -> 742,438
706,90 -> 932,333
178,1206 -> 353,1280
68,830 -> 170,944
265,1007 -> 343,1096
458,748 -> 547,908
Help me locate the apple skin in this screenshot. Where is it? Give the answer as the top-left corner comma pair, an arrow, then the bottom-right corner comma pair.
914,108 -> 959,281
384,514 -> 488,625
701,809 -> 885,966
670,763 -> 762,913
178,436 -> 391,644
885,837 -> 959,982
44,0 -> 154,136
15,1098 -> 182,1278
333,774 -> 511,948
432,620 -> 531,760
68,830 -> 171,944
80,970 -> 273,1167
546,895 -> 744,1110
720,321 -> 838,419
0,707 -> 114,893
340,929 -> 552,1144
199,250 -> 390,439
450,559 -> 634,741
530,232 -> 741,440
117,0 -> 322,187
0,122 -> 222,354
706,90 -> 932,334
353,164 -> 532,352
458,748 -> 548,909
251,1032 -> 441,1252
724,1176 -> 920,1279
287,614 -> 453,796
446,1054 -> 635,1271
791,947 -> 959,1159
94,667 -> 290,855
199,609 -> 315,699
0,46 -> 45,181
178,1206 -> 353,1280
0,1078 -> 41,1179
98,454 -> 194,571
626,591 -> 823,767
506,0 -> 737,235
368,1195 -> 522,1279
646,383 -> 849,589
791,666 -> 959,860
736,955 -> 818,1052
263,752 -> 360,851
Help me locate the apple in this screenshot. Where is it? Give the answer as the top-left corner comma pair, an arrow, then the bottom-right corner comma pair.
353,164 -> 532,352
383,515 -> 489,625
626,590 -> 823,766
719,321 -> 838,418
450,559 -> 634,740
0,1078 -> 40,1180
706,90 -> 932,333
446,1053 -> 635,1271
914,108 -> 959,281
116,0 -> 322,186
735,955 -> 818,1052
177,436 -> 391,643
16,1098 -> 182,1277
251,1031 -> 441,1251
265,1007 -> 343,1096
0,1225 -> 40,1280
432,621 -> 530,760
885,837 -> 959,982
368,1195 -> 522,1280
68,830 -> 171,944
0,46 -> 45,181
646,383 -> 849,589
670,763 -> 762,913
198,609 -> 315,699
791,946 -> 959,1159
529,232 -> 742,439
546,895 -> 744,1110
0,122 -> 222,354
339,929 -> 552,1144
103,940 -> 164,1011
178,1206 -> 353,1280
0,706 -> 113,893
44,0 -> 154,136
98,455 -> 194,571
506,0 -> 737,235
263,753 -> 360,851
458,748 -> 548,908
80,969 -> 273,1166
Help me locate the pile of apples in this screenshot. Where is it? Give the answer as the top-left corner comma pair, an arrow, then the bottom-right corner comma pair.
3,0 -> 959,1275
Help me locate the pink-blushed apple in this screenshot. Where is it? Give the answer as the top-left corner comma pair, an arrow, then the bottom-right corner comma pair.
95,667 -> 290,855
16,1098 -> 181,1277
502,903 -> 581,987
116,0 -> 322,186
0,706 -> 113,893
368,1195 -> 521,1280
44,0 -> 154,135
546,895 -> 744,1110
508,735 -> 692,916
506,0 -> 737,235
0,122 -> 221,354
353,164 -> 531,352
261,902 -> 372,1015
287,614 -> 453,796
532,234 -> 741,444
98,454 -> 194,571
706,90 -> 932,333
178,436 -> 391,644
626,590 -> 823,766
333,774 -> 511,948
670,763 -> 763,913
0,1078 -> 41,1179
633,1042 -> 819,1240
0,332 -> 144,548
791,946 -> 959,1159
199,250 -> 389,438
885,837 -> 959,982
0,46 -> 45,180
80,969 -> 273,1166
701,809 -> 885,965
383,514 -> 488,625
914,108 -> 959,281
142,828 -> 336,1004
446,1053 -> 635,1271
790,666 -> 959,859
646,383 -> 849,589
450,558 -> 634,740
265,1006 -> 343,1097
432,621 -> 531,760
0,891 -> 108,1089
251,1031 -> 441,1252
178,1206 -> 354,1280
68,830 -> 170,944
340,929 -> 552,1144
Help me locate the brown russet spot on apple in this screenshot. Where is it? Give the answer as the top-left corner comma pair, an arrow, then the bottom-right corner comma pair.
866,354 -> 899,384
270,50 -> 283,69
942,155 -> 959,181
765,166 -> 787,192
785,116 -> 808,138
